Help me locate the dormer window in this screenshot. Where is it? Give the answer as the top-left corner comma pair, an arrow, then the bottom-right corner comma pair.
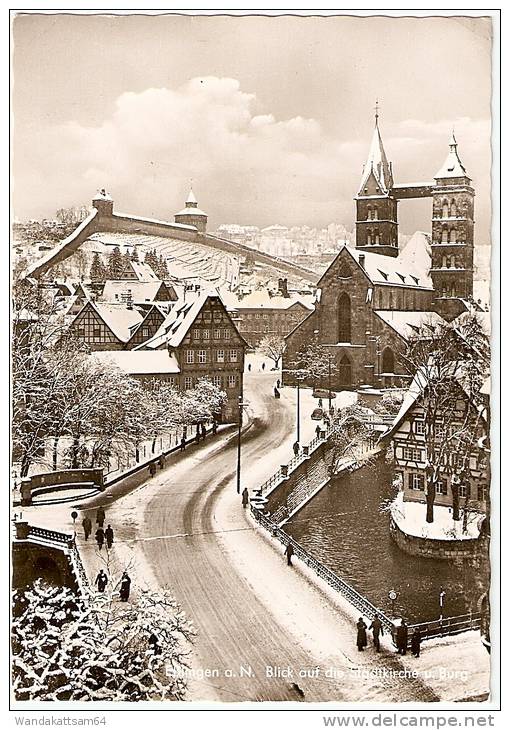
377,269 -> 388,281
410,275 -> 419,285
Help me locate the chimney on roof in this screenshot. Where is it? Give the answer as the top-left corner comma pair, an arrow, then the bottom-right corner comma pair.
278,277 -> 289,298
358,253 -> 366,269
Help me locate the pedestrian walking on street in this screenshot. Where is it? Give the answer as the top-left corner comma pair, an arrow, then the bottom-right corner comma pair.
318,398 -> 323,408
95,527 -> 105,550
242,487 -> 249,509
274,387 -> 280,399
95,569 -> 108,593
315,424 -> 321,438
212,420 -> 218,435
261,361 -> 266,371
276,378 -> 281,389
395,619 -> 408,655
293,441 -> 300,457
149,461 -> 156,478
411,629 -> 422,658
105,524 -> 114,549
96,506 -> 105,527
201,423 -> 207,440
82,515 -> 92,541
119,571 -> 131,602
369,614 -> 384,652
195,430 -> 200,444
356,618 -> 368,652
247,363 -> 252,372
180,436 -> 186,452
284,543 -> 294,566
158,454 -> 165,469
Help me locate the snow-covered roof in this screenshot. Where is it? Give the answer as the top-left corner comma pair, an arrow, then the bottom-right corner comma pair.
358,119 -> 393,194
397,231 -> 433,286
101,280 -> 165,303
319,243 -> 433,290
175,207 -> 208,217
90,302 -> 144,342
434,133 -> 469,180
374,310 -> 446,341
92,188 -> 113,202
220,289 -> 315,311
186,188 -> 197,205
91,349 -> 180,375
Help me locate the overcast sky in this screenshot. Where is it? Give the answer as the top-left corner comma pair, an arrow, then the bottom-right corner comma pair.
12,13 -> 492,241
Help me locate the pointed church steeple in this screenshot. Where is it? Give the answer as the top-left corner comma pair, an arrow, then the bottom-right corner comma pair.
358,105 -> 394,195
434,131 -> 469,181
355,106 -> 398,257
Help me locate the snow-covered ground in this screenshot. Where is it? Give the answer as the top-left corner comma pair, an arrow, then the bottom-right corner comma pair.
391,491 -> 483,540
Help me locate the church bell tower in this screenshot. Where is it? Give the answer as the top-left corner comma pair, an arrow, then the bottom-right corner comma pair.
355,108 -> 399,258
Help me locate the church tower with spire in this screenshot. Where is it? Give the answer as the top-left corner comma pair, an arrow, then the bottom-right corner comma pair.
355,108 -> 399,258
430,133 -> 475,314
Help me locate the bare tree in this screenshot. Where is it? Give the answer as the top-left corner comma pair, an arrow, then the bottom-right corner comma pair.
257,334 -> 286,369
400,314 -> 490,524
12,579 -> 195,701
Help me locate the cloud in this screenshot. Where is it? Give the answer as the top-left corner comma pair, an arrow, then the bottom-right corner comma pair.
13,76 -> 491,242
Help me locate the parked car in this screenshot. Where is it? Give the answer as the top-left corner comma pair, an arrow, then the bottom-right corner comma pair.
311,407 -> 324,421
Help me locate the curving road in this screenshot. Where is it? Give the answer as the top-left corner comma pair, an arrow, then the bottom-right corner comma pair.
123,373 -> 439,703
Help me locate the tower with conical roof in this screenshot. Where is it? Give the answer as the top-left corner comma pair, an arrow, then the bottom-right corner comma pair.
430,133 -> 475,311
174,187 -> 208,233
355,107 -> 399,258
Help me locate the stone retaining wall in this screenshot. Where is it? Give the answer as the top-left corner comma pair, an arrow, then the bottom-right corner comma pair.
389,514 -> 485,560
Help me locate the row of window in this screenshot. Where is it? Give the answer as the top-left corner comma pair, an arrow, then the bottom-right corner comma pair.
183,374 -> 239,390
195,310 -> 224,324
185,349 -> 239,364
238,312 -> 300,321
408,472 -> 487,501
192,328 -> 232,340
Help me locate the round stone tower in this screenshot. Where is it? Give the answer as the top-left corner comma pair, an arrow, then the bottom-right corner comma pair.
174,188 -> 208,233
92,188 -> 114,217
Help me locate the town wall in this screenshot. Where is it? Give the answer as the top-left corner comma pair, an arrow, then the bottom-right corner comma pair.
389,515 -> 487,561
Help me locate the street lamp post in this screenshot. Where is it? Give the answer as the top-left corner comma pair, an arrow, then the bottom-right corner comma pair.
296,379 -> 301,443
328,353 -> 332,412
236,395 -> 248,495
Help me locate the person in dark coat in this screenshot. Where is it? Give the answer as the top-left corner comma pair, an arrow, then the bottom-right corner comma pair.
96,506 -> 105,527
356,618 -> 368,651
396,619 -> 408,655
148,633 -> 162,655
158,454 -> 165,469
180,436 -> 186,452
105,524 -> 114,549
195,430 -> 200,444
242,487 -> 249,508
274,387 -> 280,399
276,379 -> 281,389
149,461 -> 156,478
82,515 -> 92,541
293,441 -> 300,457
119,571 -> 131,602
261,362 -> 265,371
201,423 -> 207,440
95,569 -> 108,593
315,424 -> 321,438
284,543 -> 294,566
247,363 -> 252,372
318,398 -> 323,408
369,615 -> 384,652
411,629 -> 422,658
95,527 -> 105,550
212,421 -> 218,435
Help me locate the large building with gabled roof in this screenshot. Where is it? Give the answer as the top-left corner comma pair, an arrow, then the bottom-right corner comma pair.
283,113 -> 482,391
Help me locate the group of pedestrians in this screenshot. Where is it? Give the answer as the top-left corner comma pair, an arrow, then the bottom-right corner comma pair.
355,616 -> 422,657
94,569 -> 132,601
82,507 -> 115,551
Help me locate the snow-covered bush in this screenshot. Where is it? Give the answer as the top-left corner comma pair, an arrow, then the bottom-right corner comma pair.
12,580 -> 195,702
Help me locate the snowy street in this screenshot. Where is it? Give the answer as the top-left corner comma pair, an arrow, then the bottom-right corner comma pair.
22,362 -> 490,703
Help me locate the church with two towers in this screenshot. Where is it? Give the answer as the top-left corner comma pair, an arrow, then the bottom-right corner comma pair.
283,112 -> 480,391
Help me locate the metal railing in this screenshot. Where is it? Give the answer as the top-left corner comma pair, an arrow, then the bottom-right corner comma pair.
258,424 -> 334,497
26,524 -> 74,546
406,612 -> 482,643
251,506 -> 394,633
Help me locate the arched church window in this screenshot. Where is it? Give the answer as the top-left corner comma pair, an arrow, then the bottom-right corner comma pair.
449,228 -> 457,243
441,227 -> 448,243
367,206 -> 372,220
374,229 -> 380,245
337,293 -> 351,342
442,200 -> 449,218
450,199 -> 457,217
382,347 -> 395,373
367,229 -> 372,245
373,206 -> 378,220
339,353 -> 352,388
